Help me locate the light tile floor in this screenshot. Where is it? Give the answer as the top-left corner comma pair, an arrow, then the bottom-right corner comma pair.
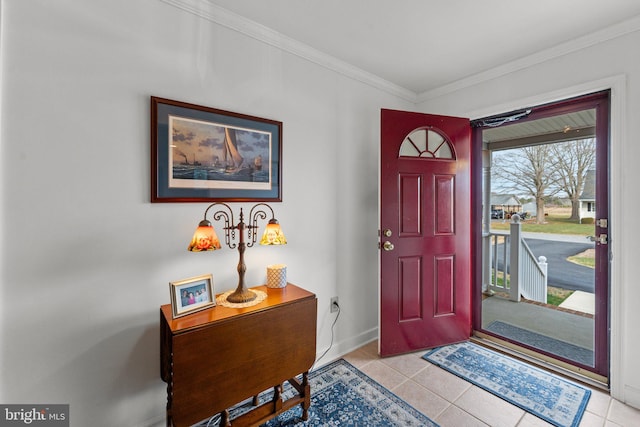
341,340 -> 640,427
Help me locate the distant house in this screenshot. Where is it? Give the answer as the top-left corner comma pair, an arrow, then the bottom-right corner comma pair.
579,169 -> 596,221
490,193 -> 522,218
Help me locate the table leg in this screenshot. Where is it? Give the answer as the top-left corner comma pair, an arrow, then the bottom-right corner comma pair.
302,372 -> 310,421
219,410 -> 231,427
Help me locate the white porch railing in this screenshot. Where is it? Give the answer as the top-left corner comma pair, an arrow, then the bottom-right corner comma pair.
483,215 -> 548,303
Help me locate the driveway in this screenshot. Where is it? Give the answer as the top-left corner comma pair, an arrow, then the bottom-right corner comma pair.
524,238 -> 595,292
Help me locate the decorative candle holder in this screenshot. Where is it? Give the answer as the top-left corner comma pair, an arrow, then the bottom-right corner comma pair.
266,264 -> 287,288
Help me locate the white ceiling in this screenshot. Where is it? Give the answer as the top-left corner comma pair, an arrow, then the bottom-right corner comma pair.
206,0 -> 640,95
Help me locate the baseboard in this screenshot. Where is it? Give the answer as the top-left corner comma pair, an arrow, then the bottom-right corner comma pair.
313,327 -> 378,369
623,385 -> 640,410
138,414 -> 166,427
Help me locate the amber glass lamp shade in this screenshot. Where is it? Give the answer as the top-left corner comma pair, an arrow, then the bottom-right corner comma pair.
260,219 -> 287,245
188,220 -> 222,252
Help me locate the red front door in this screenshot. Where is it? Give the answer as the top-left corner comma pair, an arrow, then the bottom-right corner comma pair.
380,109 -> 471,357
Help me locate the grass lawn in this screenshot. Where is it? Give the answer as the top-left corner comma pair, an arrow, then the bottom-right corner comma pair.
490,214 -> 594,235
547,286 -> 574,306
568,249 -> 596,268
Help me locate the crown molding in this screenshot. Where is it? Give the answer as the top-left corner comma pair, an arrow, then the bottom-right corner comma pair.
159,0 -> 417,102
417,14 -> 640,103
159,0 -> 640,105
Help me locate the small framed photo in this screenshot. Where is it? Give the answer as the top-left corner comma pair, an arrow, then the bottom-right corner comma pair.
169,274 -> 215,318
151,96 -> 282,202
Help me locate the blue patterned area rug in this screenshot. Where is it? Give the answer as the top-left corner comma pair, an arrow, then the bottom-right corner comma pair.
486,320 -> 593,366
195,358 -> 438,426
423,342 -> 590,427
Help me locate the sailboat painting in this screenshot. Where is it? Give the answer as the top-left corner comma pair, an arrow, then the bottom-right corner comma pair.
151,96 -> 281,203
169,116 -> 271,190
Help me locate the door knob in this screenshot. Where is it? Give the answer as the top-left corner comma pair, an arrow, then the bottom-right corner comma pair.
382,241 -> 394,251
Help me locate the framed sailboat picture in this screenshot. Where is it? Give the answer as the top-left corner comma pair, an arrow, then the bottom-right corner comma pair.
151,97 -> 282,202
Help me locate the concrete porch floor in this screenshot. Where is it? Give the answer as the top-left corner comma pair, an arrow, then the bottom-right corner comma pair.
481,294 -> 594,350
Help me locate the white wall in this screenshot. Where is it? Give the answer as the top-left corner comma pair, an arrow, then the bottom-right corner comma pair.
416,28 -> 640,407
0,1 -> 411,425
7,1 -> 639,425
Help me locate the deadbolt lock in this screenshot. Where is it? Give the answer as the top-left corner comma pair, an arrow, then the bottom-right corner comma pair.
588,234 -> 608,244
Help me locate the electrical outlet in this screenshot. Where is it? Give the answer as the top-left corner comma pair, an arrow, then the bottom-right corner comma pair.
330,297 -> 339,313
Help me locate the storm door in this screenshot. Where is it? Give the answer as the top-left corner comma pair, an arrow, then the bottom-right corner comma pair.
473,91 -> 610,383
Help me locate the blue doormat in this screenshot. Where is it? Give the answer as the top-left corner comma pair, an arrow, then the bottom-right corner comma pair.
423,342 -> 590,427
486,320 -> 593,366
195,358 -> 438,426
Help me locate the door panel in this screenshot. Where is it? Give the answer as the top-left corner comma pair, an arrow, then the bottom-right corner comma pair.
434,255 -> 454,315
435,174 -> 454,233
400,174 -> 421,235
380,109 -> 471,357
399,256 -> 422,320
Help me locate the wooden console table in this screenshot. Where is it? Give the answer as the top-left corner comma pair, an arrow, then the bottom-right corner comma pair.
160,284 -> 317,427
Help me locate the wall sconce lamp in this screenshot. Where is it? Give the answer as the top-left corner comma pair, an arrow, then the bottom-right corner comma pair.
188,202 -> 287,303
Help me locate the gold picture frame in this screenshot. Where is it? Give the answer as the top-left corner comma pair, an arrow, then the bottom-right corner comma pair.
169,274 -> 215,318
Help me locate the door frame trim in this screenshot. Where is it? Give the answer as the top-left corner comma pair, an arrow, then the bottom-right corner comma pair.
466,74 -> 625,399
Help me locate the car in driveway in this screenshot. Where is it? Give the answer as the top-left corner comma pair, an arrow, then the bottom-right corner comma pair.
491,210 -> 528,220
513,211 -> 528,220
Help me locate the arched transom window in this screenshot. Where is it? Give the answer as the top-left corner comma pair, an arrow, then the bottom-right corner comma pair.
399,128 -> 455,159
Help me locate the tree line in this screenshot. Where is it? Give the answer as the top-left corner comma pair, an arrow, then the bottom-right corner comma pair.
491,138 -> 596,224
